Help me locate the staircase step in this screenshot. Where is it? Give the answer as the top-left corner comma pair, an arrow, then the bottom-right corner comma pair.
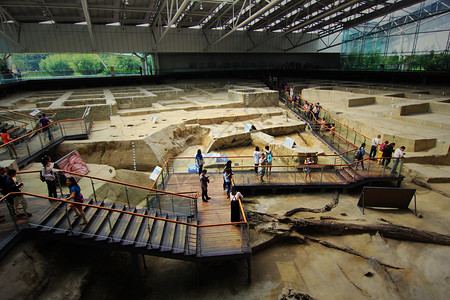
149,214 -> 167,249
39,201 -> 73,232
121,208 -> 146,246
72,200 -> 105,236
134,210 -> 156,248
160,215 -> 178,252
110,207 -> 136,243
53,199 -> 93,234
172,216 -> 188,254
28,201 -> 65,229
81,202 -> 114,239
184,220 -> 197,256
94,204 -> 125,242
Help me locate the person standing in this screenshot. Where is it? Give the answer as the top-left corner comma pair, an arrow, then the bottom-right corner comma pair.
222,160 -> 232,190
223,169 -> 232,198
264,145 -> 273,175
378,140 -> 389,164
195,149 -> 204,175
259,153 -> 267,183
253,146 -> 261,174
1,128 -> 18,159
39,113 -> 53,141
304,155 -> 313,182
200,169 -> 211,202
230,188 -> 244,223
66,177 -> 88,225
5,169 -> 30,219
41,155 -> 58,200
390,146 -> 406,175
354,143 -> 366,170
369,134 -> 381,158
381,143 -> 395,168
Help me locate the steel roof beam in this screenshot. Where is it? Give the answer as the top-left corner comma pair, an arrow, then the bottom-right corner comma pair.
153,0 -> 191,50
206,0 -> 283,49
81,0 -> 96,51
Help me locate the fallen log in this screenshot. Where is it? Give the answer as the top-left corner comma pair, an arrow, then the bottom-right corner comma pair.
247,211 -> 450,246
285,191 -> 339,216
282,217 -> 450,246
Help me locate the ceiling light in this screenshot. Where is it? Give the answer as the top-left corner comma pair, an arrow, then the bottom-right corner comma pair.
75,21 -> 87,25
106,22 -> 121,26
39,20 -> 55,24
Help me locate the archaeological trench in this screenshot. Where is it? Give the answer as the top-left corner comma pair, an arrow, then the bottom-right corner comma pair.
0,79 -> 449,300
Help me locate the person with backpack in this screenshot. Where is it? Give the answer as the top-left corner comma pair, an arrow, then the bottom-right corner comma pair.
354,143 -> 366,171
199,169 -> 211,202
41,155 -> 58,201
264,145 -> 273,175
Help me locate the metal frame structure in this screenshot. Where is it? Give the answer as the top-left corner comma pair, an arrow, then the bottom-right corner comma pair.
0,0 -> 431,53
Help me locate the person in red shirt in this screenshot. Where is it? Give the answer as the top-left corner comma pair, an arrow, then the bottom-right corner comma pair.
1,128 -> 18,159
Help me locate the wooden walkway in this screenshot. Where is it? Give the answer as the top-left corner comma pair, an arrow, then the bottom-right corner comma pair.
166,172 -> 249,257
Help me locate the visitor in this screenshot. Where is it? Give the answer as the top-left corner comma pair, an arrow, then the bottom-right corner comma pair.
1,128 -> 18,159
223,169 -> 232,198
378,140 -> 389,164
369,134 -> 381,158
5,169 -> 30,219
66,177 -> 88,225
381,143 -> 395,168
195,149 -> 204,175
39,113 -> 53,141
230,187 -> 244,223
390,146 -> 406,175
304,155 -> 313,182
200,169 -> 211,202
253,146 -> 261,174
354,143 -> 366,171
259,153 -> 267,183
264,145 -> 273,175
319,118 -> 327,133
0,167 -> 7,222
41,155 -> 58,201
222,160 -> 232,190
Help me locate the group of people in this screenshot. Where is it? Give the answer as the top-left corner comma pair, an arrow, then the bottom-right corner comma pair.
0,155 -> 88,224
355,134 -> 406,174
195,149 -> 244,223
253,145 -> 273,183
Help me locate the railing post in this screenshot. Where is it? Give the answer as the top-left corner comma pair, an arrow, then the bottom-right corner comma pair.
125,186 -> 131,208
90,178 -> 98,204
60,122 -> 65,137
24,138 -> 31,156
382,160 -> 386,177
56,173 -> 64,197
6,202 -> 19,231
320,167 -> 324,183
398,159 -> 404,177
37,131 -> 44,148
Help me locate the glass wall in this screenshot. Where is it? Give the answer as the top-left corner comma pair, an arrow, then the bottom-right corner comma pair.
340,0 -> 450,71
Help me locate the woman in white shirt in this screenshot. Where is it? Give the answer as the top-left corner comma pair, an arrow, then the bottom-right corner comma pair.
253,146 -> 261,174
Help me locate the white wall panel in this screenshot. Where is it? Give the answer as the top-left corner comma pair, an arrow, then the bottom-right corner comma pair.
1,24 -> 336,54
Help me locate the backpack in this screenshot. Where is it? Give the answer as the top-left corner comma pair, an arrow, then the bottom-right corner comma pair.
267,152 -> 273,163
354,149 -> 361,159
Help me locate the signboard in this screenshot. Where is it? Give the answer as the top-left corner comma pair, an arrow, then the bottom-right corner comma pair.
54,150 -> 90,182
284,137 -> 296,148
244,123 -> 256,132
149,166 -> 162,181
30,109 -> 40,117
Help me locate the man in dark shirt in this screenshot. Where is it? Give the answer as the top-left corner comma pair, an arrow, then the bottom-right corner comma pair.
39,113 -> 53,141
381,143 -> 395,168
200,169 -> 211,202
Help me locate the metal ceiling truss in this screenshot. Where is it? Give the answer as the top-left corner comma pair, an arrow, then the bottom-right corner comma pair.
0,0 -> 437,53
0,5 -> 25,51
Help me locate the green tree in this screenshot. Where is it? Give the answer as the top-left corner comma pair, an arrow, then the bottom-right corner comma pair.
39,54 -> 74,76
11,54 -> 48,72
71,54 -> 104,75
